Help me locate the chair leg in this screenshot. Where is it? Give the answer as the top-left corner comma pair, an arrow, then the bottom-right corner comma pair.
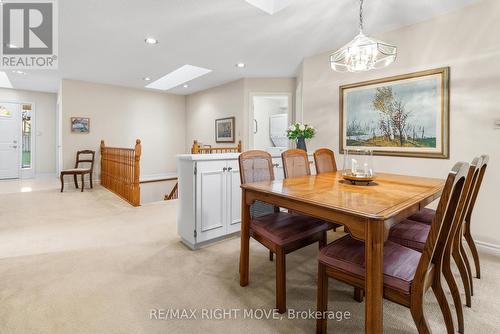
464,220 -> 481,279
60,174 -> 64,192
73,174 -> 78,189
353,287 -> 364,303
276,248 -> 286,314
452,247 -> 472,307
90,173 -> 93,188
316,262 -> 328,334
460,241 -> 474,296
269,250 -> 274,262
81,174 -> 85,192
443,258 -> 465,334
410,295 -> 432,334
319,231 -> 327,249
431,276 -> 455,334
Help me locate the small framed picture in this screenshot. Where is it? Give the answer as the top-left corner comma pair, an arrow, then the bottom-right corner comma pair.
215,117 -> 235,143
71,117 -> 90,133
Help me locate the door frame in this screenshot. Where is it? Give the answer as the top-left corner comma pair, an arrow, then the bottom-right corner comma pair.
0,99 -> 36,179
248,92 -> 293,150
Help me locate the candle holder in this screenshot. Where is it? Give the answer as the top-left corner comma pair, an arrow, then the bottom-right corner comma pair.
342,149 -> 375,184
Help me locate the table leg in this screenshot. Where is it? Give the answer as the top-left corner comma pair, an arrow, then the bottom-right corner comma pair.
240,189 -> 251,286
365,219 -> 384,333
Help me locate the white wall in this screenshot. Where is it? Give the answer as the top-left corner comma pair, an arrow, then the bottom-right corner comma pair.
252,96 -> 288,149
185,78 -> 296,151
0,88 -> 56,175
61,80 -> 186,178
301,0 -> 500,247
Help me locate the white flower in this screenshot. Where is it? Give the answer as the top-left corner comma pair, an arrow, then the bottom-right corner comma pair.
309,125 -> 315,130
288,125 -> 295,131
299,124 -> 306,131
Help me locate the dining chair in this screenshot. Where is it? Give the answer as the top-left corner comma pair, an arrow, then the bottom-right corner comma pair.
390,156 -> 488,315
282,149 -> 341,232
313,148 -> 337,174
60,150 -> 95,192
316,162 -> 470,334
239,150 -> 331,313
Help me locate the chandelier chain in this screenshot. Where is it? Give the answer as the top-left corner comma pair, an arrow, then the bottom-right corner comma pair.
359,0 -> 364,32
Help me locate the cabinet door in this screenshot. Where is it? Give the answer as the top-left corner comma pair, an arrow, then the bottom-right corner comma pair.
226,160 -> 241,234
196,161 -> 227,242
272,158 -> 284,181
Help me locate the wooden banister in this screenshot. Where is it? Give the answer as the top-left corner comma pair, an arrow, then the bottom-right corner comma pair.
191,140 -> 242,154
100,139 -> 142,206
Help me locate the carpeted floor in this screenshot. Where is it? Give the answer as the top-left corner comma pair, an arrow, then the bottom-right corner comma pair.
0,185 -> 499,333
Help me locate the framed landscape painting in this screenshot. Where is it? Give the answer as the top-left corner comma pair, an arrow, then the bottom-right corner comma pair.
340,67 -> 450,159
215,117 -> 235,143
71,117 -> 90,133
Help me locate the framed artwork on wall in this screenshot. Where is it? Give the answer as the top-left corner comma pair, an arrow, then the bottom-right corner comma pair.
340,67 -> 450,159
71,117 -> 90,133
215,117 -> 235,143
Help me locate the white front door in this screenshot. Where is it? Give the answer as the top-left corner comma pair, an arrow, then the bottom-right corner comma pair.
0,103 -> 21,179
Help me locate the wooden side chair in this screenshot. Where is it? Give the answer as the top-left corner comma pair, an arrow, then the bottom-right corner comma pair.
316,162 -> 470,334
239,150 -> 330,314
313,148 -> 337,174
60,150 -> 95,192
281,149 -> 311,178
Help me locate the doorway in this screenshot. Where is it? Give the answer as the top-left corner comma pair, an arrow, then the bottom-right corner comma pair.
249,94 -> 292,155
0,102 -> 34,179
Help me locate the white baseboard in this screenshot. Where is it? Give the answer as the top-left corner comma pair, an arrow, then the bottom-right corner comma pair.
475,240 -> 500,257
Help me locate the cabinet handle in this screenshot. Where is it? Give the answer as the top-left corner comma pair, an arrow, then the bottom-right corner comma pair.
227,167 -> 232,172
222,167 -> 227,172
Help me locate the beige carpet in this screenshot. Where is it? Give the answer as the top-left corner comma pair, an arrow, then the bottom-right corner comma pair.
0,186 -> 499,334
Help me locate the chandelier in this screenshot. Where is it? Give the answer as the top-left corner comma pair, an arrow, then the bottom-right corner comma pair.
330,0 -> 397,72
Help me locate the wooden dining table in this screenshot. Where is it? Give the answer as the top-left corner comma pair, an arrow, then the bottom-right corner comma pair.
239,171 -> 444,333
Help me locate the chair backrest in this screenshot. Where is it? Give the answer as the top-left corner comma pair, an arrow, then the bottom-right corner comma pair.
465,154 -> 489,222
75,150 -> 95,171
238,150 -> 275,184
412,161 -> 469,292
314,148 -> 337,174
282,149 -> 310,178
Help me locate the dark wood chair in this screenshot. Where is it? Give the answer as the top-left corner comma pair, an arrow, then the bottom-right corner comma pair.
313,148 -> 337,174
60,150 -> 95,192
239,150 -> 331,314
316,162 -> 470,334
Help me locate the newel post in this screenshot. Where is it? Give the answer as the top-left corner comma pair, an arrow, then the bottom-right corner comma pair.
133,139 -> 142,206
237,140 -> 242,153
191,140 -> 200,154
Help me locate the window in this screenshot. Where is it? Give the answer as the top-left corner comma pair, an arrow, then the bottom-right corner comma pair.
22,104 -> 32,169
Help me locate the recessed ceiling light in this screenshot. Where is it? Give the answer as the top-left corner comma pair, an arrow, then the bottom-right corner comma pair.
183,84 -> 189,88
144,37 -> 158,45
146,65 -> 212,91
235,63 -> 246,68
143,77 -> 151,81
0,71 -> 13,88
12,70 -> 27,75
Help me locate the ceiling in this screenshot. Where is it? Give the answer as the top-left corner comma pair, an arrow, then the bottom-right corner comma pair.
7,0 -> 480,95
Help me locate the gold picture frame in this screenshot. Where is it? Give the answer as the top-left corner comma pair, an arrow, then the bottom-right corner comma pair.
340,67 -> 450,159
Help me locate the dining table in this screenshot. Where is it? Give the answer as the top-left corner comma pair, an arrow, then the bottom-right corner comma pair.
239,171 -> 445,333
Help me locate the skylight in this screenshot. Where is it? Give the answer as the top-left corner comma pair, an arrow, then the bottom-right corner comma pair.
146,65 -> 212,91
0,72 -> 13,88
245,0 -> 292,15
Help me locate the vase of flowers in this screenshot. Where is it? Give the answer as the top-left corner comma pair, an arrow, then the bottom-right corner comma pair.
286,122 -> 316,152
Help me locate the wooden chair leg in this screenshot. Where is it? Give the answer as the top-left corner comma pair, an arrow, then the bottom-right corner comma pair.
353,287 -> 364,303
452,248 -> 472,307
81,174 -> 85,192
276,248 -> 286,314
319,231 -> 327,249
316,262 -> 328,334
269,250 -> 274,262
460,241 -> 474,296
443,259 -> 465,334
464,220 -> 481,279
60,174 -> 64,192
431,277 -> 455,334
90,173 -> 93,188
410,295 -> 432,334
73,174 -> 79,189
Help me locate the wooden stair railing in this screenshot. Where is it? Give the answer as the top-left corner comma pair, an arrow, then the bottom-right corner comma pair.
164,182 -> 178,200
100,139 -> 141,207
191,140 -> 242,154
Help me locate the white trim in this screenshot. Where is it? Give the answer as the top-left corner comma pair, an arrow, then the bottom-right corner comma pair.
476,240 -> 500,257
